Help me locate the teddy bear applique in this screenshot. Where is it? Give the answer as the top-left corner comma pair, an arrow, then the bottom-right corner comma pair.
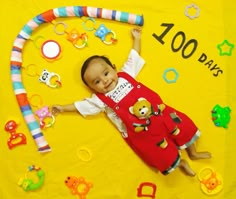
129,98 -> 180,136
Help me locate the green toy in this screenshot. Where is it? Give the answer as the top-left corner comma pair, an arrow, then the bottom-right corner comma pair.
18,165 -> 45,191
211,104 -> 231,128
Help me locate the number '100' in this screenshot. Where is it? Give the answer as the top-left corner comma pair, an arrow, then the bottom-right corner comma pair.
152,23 -> 198,59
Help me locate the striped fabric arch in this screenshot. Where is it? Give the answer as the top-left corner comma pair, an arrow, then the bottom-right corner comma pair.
10,6 -> 144,153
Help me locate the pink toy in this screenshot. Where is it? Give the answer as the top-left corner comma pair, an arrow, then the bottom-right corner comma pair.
4,120 -> 27,149
35,106 -> 55,129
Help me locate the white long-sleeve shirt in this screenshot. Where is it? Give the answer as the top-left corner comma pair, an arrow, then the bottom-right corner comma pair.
74,49 -> 145,136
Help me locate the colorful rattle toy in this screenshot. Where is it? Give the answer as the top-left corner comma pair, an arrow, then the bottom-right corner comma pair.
211,104 -> 231,128
23,64 -> 62,88
53,21 -> 88,49
39,69 -> 62,88
82,17 -> 117,45
29,94 -> 56,129
18,165 -> 45,191
137,182 -> 157,198
65,176 -> 93,199
198,167 -> 223,195
4,120 -> 27,149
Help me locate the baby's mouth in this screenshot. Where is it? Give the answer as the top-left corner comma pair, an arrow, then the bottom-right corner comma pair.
105,81 -> 113,89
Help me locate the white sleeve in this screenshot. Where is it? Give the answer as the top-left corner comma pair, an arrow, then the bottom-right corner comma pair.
121,49 -> 145,78
74,94 -> 106,117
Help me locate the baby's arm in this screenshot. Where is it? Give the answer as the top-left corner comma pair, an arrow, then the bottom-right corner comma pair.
131,28 -> 141,54
52,104 -> 77,115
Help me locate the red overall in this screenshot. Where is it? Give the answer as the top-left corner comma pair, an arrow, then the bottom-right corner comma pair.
97,72 -> 198,175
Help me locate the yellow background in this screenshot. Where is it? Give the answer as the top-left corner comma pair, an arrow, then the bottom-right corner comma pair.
0,0 -> 235,198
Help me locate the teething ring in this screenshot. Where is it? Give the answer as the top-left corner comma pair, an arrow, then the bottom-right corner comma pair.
32,35 -> 45,49
40,115 -> 55,129
23,64 -> 40,77
77,147 -> 92,162
73,34 -> 88,49
28,94 -> 44,108
103,31 -> 117,45
82,17 -> 96,31
53,21 -> 68,35
47,73 -> 62,88
198,167 -> 223,195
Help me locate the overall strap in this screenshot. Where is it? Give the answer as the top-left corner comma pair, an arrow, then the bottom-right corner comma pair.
96,72 -> 138,108
117,72 -> 139,86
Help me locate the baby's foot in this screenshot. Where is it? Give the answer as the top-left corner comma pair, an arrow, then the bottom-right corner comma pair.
179,159 -> 196,177
189,151 -> 211,160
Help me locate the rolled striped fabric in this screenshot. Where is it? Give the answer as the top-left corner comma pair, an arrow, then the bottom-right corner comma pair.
10,6 -> 144,153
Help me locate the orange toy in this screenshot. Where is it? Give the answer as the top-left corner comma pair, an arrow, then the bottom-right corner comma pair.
65,176 -> 93,199
198,167 -> 223,195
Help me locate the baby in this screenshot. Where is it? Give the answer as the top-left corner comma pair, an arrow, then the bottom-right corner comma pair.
52,28 -> 211,176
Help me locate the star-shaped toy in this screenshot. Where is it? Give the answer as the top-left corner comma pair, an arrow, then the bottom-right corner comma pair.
217,39 -> 234,56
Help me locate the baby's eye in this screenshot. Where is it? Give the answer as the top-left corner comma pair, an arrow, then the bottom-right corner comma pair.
95,80 -> 100,84
104,71 -> 109,76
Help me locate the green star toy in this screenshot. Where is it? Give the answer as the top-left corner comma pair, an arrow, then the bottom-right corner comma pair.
211,104 -> 231,128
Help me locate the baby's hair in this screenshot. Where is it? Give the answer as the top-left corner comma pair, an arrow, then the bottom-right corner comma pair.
81,55 -> 115,86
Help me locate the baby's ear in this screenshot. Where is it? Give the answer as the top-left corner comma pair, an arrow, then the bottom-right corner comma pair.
129,106 -> 134,114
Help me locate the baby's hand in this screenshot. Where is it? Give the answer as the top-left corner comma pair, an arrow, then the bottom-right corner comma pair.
131,28 -> 142,40
51,105 -> 64,115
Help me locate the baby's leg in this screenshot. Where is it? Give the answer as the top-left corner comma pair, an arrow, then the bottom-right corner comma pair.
178,159 -> 196,176
186,144 -> 211,160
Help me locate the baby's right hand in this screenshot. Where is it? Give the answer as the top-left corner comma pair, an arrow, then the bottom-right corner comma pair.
51,105 -> 64,115
131,28 -> 142,40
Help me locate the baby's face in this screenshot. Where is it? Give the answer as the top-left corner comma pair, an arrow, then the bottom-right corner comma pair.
83,58 -> 118,93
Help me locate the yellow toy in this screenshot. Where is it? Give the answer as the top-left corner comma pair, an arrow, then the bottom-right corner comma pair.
198,167 -> 223,195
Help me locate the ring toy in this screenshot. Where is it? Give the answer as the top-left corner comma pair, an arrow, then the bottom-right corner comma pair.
82,17 -> 96,31
53,21 -> 68,35
10,6 -> 144,153
18,165 -> 45,191
162,68 -> 179,83
185,3 -> 200,20
31,35 -> 45,49
53,22 -> 88,49
198,167 -> 223,195
77,147 -> 92,162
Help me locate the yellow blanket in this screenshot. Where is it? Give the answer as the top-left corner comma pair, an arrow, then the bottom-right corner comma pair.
1,0 -> 235,198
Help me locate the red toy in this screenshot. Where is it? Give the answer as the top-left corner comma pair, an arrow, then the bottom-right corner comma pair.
4,120 -> 27,149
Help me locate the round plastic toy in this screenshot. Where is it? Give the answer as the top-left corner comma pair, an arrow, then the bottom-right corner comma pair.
198,167 -> 223,195
41,40 -> 62,60
211,104 -> 231,128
